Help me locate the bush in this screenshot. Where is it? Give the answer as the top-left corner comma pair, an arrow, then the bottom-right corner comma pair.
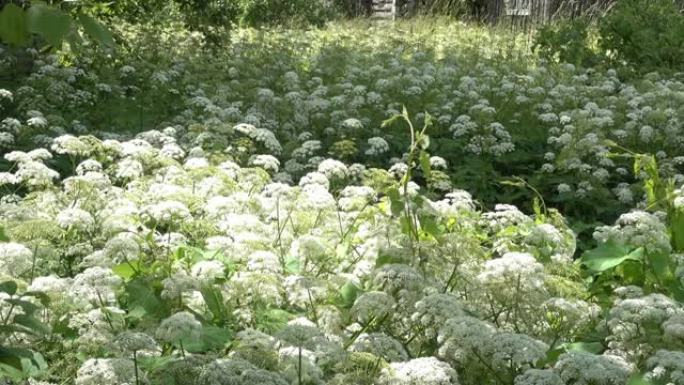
533,17 -> 598,68
237,0 -> 334,27
599,0 -> 684,72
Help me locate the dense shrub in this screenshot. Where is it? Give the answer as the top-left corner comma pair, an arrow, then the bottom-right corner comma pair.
598,0 -> 684,72
236,0 -> 335,27
533,17 -> 598,68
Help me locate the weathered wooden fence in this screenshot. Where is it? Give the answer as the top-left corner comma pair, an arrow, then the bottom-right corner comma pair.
367,0 -> 621,22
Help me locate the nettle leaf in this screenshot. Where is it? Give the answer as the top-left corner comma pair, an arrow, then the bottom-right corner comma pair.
27,4 -> 72,48
580,240 -> 643,272
0,4 -> 29,46
77,13 -> 114,47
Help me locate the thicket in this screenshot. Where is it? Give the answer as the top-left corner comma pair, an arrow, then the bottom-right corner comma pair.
533,0 -> 684,74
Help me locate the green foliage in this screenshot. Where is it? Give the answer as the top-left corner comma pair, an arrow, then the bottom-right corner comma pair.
236,0 -> 334,27
533,17 -> 598,68
599,0 -> 684,72
0,1 -> 114,49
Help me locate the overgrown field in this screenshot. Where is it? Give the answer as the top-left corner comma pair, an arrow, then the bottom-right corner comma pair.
1,20 -> 684,385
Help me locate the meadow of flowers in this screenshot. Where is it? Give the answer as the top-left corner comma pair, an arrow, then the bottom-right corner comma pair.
0,20 -> 684,385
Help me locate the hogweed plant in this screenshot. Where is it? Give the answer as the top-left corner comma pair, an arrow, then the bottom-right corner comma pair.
1,18 -> 684,385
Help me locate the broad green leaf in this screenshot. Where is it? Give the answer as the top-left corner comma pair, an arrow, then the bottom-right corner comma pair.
339,280 -> 361,308
6,298 -> 40,315
546,341 -> 603,364
0,226 -> 9,242
200,285 -> 226,322
670,210 -> 684,253
648,251 -> 671,283
185,325 -> 232,353
375,253 -> 405,267
0,4 -> 29,46
386,187 -> 403,217
78,13 -> 114,47
255,308 -> 295,333
112,262 -> 136,280
580,241 -> 643,272
627,373 -> 654,385
125,279 -> 167,320
419,214 -> 441,239
13,314 -> 49,335
284,256 -> 301,274
0,281 -> 17,295
419,151 -> 431,179
27,4 -> 71,48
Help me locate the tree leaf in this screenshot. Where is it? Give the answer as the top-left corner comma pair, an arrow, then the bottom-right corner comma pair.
78,13 -> 114,47
580,240 -> 643,272
27,4 -> 72,48
0,4 -> 29,46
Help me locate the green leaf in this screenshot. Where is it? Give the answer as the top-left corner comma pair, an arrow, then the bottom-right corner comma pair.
23,291 -> 50,307
254,308 -> 295,333
0,226 -> 9,242
78,13 -> 114,47
200,285 -> 226,323
13,314 -> 49,335
420,214 -> 441,239
339,280 -> 361,308
580,241 -> 643,272
419,151 -> 431,179
375,253 -> 405,268
112,262 -> 136,280
0,281 -> 17,295
6,298 -> 40,315
648,251 -> 671,283
627,373 -> 654,385
27,4 -> 71,48
546,341 -> 603,364
386,187 -> 403,217
670,210 -> 684,253
284,256 -> 301,274
125,279 -> 167,320
0,4 -> 29,46
185,325 -> 232,353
